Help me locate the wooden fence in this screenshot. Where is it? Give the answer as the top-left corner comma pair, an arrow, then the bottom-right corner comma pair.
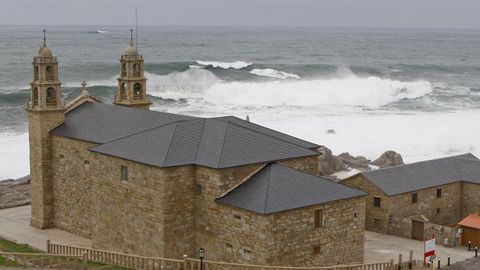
47,241 -> 395,270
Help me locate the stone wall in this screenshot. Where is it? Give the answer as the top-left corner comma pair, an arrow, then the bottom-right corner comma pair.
388,182 -> 462,230
51,135 -> 97,238
268,197 -> 365,266
462,182 -> 480,218
91,153 -> 195,258
341,175 -> 390,233
28,109 -> 65,229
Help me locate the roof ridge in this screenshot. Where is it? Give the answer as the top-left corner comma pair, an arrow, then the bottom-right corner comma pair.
215,120 -> 230,168
263,165 -> 273,213
96,118 -> 200,146
215,116 -> 318,150
363,153 -> 477,175
192,119 -> 208,164
222,119 -> 319,154
161,122 -> 180,167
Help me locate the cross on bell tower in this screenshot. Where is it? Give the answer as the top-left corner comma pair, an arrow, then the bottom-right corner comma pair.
113,29 -> 151,110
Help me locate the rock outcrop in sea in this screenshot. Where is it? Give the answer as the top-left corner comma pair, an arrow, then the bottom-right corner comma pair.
372,150 -> 404,168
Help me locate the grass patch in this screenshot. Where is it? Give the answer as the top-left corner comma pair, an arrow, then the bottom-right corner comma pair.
0,238 -> 41,253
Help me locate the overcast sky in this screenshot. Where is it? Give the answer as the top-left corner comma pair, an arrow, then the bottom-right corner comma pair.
1,0 -> 480,29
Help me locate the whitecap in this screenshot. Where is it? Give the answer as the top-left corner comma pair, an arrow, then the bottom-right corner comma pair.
250,68 -> 300,79
195,60 -> 252,69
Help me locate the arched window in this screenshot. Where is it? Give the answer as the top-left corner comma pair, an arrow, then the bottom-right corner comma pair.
33,87 -> 39,106
46,87 -> 56,106
34,66 -> 39,81
133,64 -> 140,76
46,66 -> 54,80
133,83 -> 142,99
120,83 -> 127,100
121,64 -> 127,77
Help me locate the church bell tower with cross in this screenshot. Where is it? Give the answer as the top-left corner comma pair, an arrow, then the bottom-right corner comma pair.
26,30 -> 65,229
113,29 -> 151,110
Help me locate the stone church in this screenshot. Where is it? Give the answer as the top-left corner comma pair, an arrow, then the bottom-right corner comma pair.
26,31 -> 366,266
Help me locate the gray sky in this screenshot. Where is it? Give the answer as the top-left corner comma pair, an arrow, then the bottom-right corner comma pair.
2,0 -> 480,29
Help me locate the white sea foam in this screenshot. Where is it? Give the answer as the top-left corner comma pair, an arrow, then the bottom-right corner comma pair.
146,69 -> 432,108
195,60 -> 252,69
0,132 -> 29,180
250,68 -> 300,79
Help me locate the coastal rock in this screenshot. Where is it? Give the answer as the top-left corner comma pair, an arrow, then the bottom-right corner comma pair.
315,146 -> 345,175
337,152 -> 371,169
0,175 -> 31,209
372,151 -> 404,168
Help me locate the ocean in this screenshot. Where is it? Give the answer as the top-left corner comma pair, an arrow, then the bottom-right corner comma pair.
1,25 -> 479,179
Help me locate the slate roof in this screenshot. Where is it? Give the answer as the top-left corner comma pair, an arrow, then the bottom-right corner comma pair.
216,163 -> 366,214
52,102 -> 319,169
357,154 -> 480,196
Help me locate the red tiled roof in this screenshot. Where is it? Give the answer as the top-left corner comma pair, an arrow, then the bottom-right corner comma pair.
458,214 -> 480,229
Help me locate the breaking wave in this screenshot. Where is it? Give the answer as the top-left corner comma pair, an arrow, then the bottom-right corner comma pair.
195,60 -> 252,69
145,68 -> 432,108
250,68 -> 300,79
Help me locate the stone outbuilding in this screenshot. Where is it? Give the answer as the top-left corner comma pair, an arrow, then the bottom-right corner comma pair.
341,154 -> 480,246
26,32 -> 367,267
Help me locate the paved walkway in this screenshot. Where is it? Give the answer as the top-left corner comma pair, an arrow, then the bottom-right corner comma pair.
365,231 -> 475,266
0,205 -> 91,251
444,257 -> 480,270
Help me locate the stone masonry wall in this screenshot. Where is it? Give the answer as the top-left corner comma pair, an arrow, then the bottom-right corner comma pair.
28,109 -> 65,229
462,182 -> 480,218
91,153 -> 195,258
388,182 -> 463,232
341,175 -> 390,233
268,197 -> 365,266
51,135 -> 97,238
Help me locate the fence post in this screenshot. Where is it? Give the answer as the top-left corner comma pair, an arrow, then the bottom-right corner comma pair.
83,252 -> 87,270
46,239 -> 50,253
397,254 -> 402,270
183,254 -> 188,270
390,259 -> 394,270
408,250 -> 413,269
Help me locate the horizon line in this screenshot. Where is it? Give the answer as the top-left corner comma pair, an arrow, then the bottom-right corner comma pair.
1,24 -> 480,31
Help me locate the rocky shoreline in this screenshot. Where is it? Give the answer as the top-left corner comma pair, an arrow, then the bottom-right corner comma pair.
0,148 -> 403,209
0,175 -> 31,209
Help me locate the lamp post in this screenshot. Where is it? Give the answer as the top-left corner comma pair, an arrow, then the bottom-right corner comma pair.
199,248 -> 205,270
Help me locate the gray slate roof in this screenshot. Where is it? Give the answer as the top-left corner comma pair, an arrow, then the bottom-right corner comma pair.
359,153 -> 480,196
52,102 -> 319,169
216,163 -> 366,214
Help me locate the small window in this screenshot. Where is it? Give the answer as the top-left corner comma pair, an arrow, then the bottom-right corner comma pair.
412,193 -> 418,204
313,245 -> 320,255
436,188 -> 442,198
233,214 -> 242,220
373,197 -> 381,208
354,212 -> 358,219
195,184 -> 203,194
374,218 -> 380,226
436,208 -> 441,214
121,166 -> 128,181
225,243 -> 233,249
243,249 -> 251,254
314,209 -> 323,228
84,160 -> 89,165
59,154 -> 65,159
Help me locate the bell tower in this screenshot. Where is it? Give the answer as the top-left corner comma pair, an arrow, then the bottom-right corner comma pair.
113,29 -> 151,110
26,30 -> 65,229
